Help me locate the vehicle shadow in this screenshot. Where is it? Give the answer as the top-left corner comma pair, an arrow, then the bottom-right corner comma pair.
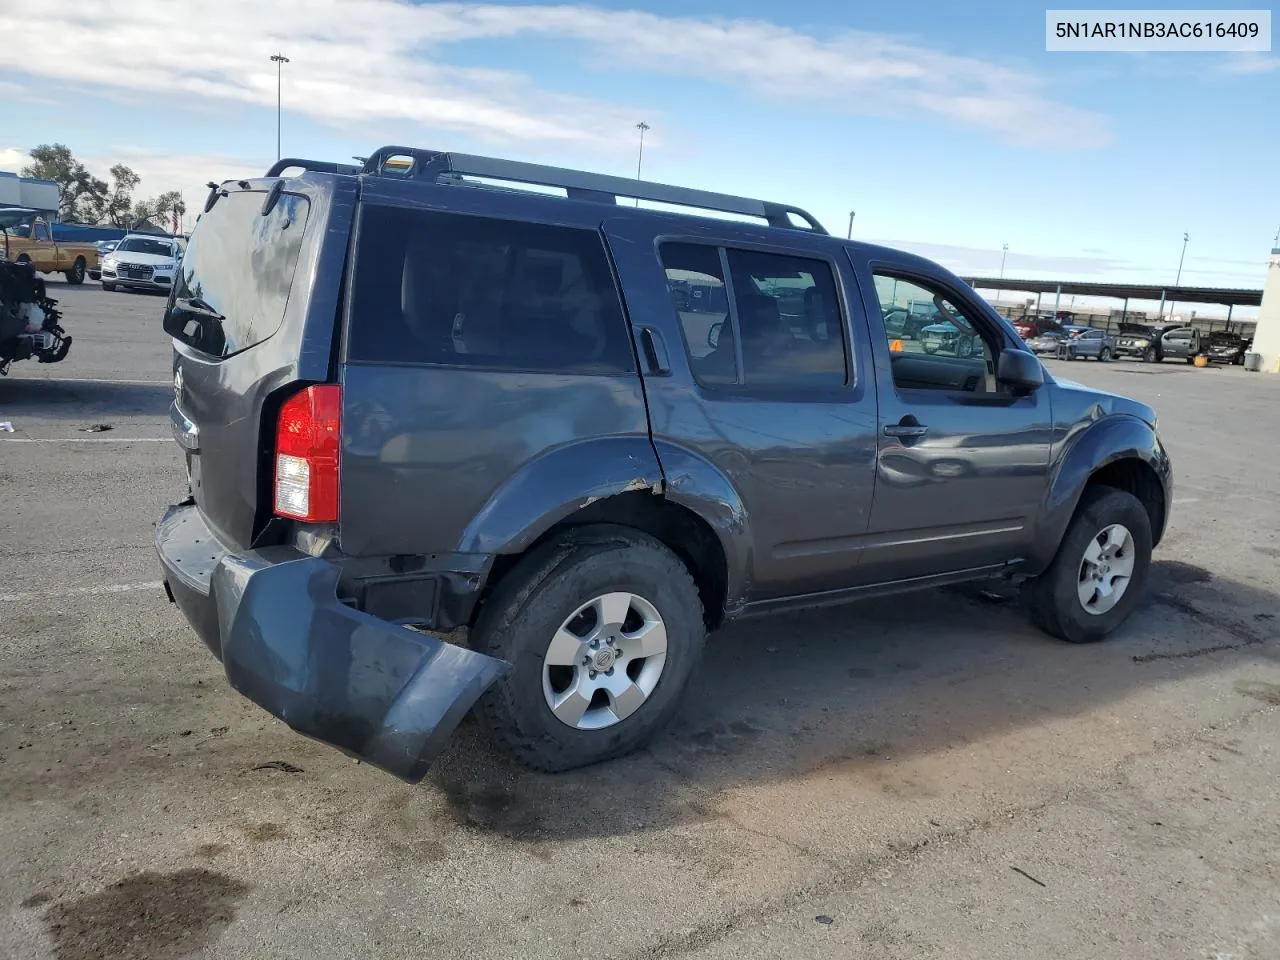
0,377 -> 172,421
425,558 -> 1279,842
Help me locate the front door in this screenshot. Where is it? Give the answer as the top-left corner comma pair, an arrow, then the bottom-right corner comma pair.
851,254 -> 1053,582
604,219 -> 879,601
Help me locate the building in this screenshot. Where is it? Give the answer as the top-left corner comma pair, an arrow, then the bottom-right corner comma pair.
1249,249 -> 1280,372
0,171 -> 59,218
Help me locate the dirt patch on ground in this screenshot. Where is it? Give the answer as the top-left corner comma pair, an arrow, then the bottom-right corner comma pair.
43,868 -> 249,960
1235,680 -> 1280,706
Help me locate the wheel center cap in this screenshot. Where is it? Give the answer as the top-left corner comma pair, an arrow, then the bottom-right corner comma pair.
592,648 -> 617,671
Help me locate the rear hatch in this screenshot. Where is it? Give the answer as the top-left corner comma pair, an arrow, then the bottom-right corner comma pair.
164,176 -> 356,550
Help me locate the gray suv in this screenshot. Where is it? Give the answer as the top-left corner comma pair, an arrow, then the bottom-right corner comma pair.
156,147 -> 1172,781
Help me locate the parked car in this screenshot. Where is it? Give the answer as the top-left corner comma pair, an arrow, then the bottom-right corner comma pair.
1203,332 -> 1250,365
882,306 -> 925,340
88,239 -> 118,281
100,235 -> 182,293
919,317 -> 984,357
0,209 -> 97,284
1012,316 -> 1064,340
155,146 -> 1172,782
1113,322 -> 1200,363
1061,326 -> 1115,361
1026,330 -> 1067,355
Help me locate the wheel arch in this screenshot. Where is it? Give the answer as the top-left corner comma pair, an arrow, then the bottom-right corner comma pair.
462,439 -> 752,631
1027,415 -> 1171,574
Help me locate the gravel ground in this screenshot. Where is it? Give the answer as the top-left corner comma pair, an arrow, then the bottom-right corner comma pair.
2,281 -> 1278,959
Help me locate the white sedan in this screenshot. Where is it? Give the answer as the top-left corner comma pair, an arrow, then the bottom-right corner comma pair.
100,236 -> 182,293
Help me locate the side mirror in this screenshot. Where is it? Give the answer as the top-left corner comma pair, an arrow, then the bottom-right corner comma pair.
997,348 -> 1044,390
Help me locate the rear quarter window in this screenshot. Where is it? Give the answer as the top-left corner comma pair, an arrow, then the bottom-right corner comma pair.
346,205 -> 634,374
166,190 -> 310,358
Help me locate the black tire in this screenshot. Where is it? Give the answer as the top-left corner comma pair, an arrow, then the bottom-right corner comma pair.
65,258 -> 86,285
102,283 -> 116,292
1026,486 -> 1153,644
16,254 -> 31,266
1143,346 -> 1157,363
1185,356 -> 1195,365
1099,348 -> 1111,362
472,526 -> 706,772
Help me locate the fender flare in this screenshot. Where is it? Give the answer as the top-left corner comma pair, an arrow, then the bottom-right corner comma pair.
456,437 -> 755,615
1026,414 -> 1171,574
456,437 -> 665,555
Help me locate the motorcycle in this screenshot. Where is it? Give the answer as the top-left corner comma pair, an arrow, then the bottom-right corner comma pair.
0,257 -> 72,375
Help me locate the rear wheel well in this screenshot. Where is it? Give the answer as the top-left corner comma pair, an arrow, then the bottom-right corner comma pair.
1086,458 -> 1166,545
480,492 -> 730,631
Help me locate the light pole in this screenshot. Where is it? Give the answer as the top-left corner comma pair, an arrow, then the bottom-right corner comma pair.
846,210 -> 855,239
271,53 -> 290,162
1168,231 -> 1189,319
635,122 -> 650,180
999,242 -> 1009,279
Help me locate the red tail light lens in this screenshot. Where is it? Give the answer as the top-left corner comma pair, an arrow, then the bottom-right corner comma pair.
273,384 -> 341,522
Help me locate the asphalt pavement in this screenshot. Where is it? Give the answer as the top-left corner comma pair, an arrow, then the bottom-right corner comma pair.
2,281 -> 1278,960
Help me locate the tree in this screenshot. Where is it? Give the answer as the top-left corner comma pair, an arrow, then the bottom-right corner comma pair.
22,144 -> 106,223
19,144 -> 140,225
134,190 -> 186,232
103,164 -> 141,228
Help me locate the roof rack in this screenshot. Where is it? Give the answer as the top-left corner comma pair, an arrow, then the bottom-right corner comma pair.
356,145 -> 828,234
265,158 -> 363,178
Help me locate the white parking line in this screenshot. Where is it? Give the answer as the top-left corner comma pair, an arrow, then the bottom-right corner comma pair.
0,437 -> 170,443
1173,497 -> 1200,504
0,581 -> 163,603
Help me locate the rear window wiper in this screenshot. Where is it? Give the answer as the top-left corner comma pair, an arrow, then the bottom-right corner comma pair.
171,296 -> 225,321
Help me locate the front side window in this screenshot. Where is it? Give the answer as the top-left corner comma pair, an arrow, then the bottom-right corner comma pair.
873,273 -> 995,391
659,242 -> 847,389
347,206 -> 634,374
33,221 -> 50,242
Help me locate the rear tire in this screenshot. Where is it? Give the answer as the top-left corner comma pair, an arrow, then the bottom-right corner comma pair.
472,527 -> 706,772
1026,486 -> 1152,644
65,258 -> 86,285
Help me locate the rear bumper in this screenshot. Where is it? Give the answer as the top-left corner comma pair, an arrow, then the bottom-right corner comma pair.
156,502 -> 509,782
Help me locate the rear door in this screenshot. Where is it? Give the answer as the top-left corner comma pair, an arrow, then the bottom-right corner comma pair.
604,217 -> 879,601
166,176 -> 355,549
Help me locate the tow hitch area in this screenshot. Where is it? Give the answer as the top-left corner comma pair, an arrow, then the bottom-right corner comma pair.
212,554 -> 509,782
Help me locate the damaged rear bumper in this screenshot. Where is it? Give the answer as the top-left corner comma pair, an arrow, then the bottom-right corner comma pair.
156,503 -> 509,782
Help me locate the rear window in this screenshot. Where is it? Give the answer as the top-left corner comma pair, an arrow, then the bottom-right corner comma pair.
346,206 -> 634,374
165,190 -> 310,358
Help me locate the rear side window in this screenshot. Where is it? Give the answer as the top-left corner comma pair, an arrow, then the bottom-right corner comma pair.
167,190 -> 310,358
347,206 -> 634,374
659,242 -> 847,389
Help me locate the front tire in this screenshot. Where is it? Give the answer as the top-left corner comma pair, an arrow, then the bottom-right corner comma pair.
472,527 -> 706,771
1099,348 -> 1111,362
102,282 -> 116,292
1026,486 -> 1152,644
65,258 -> 86,285
1143,346 -> 1157,363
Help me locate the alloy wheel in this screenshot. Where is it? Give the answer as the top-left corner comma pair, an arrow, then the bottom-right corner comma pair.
542,592 -> 668,730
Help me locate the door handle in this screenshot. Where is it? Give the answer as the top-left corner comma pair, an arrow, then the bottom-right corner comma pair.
883,421 -> 929,441
639,326 -> 670,376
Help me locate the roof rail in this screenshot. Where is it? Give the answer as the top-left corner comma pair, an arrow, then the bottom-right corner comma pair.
266,157 -> 363,178
359,145 -> 828,234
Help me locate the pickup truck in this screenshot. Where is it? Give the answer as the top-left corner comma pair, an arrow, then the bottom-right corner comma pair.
0,210 -> 97,284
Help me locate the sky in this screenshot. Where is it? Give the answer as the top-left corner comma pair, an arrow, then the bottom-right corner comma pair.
1,0 -> 1277,317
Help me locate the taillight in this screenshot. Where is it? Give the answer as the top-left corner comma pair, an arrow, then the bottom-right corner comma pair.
273,384 -> 341,522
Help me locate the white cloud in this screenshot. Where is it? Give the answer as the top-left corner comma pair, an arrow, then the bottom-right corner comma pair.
0,1 -> 1107,150
1219,53 -> 1280,75
0,146 -> 28,172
